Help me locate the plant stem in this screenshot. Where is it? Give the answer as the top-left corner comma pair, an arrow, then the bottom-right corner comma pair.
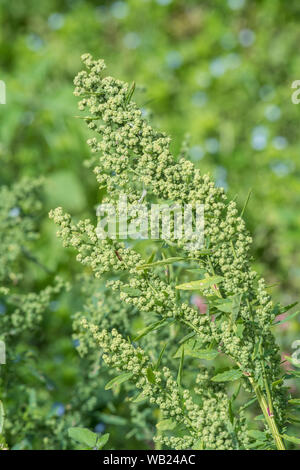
248,376 -> 285,450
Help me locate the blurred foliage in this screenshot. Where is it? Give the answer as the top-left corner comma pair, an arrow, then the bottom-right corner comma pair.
0,0 -> 299,449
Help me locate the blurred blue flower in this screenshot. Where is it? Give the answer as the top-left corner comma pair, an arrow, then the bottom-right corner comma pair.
26,34 -> 45,52
191,91 -> 207,108
111,1 -> 129,19
228,0 -> 245,10
156,0 -> 173,5
190,145 -> 204,161
270,160 -> 293,177
272,136 -> 288,150
9,207 -> 20,218
166,51 -> 182,69
50,301 -> 59,312
238,29 -> 255,47
94,423 -> 106,434
265,105 -> 281,122
215,166 -> 228,190
259,85 -> 275,101
48,13 -> 65,30
205,138 -> 219,154
52,402 -> 65,417
0,302 -> 6,315
210,57 -> 226,77
251,126 -> 268,150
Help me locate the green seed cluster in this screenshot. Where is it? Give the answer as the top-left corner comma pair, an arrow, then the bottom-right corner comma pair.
82,321 -> 248,450
50,55 -> 290,447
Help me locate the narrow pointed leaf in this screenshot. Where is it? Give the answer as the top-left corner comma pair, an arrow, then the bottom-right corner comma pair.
105,372 -> 133,390
176,275 -> 223,291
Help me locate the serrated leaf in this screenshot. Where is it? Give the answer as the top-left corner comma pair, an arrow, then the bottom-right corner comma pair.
176,275 -> 223,291
156,419 -> 177,431
68,427 -> 98,448
211,369 -> 243,382
105,372 -> 133,390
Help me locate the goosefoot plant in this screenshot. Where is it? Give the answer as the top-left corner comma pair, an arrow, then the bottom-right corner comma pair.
50,54 -> 300,450
0,178 -> 67,449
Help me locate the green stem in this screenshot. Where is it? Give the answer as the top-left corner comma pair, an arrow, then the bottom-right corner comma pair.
247,374 -> 285,450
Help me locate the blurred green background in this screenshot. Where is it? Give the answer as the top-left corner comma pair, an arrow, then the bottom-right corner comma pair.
0,0 -> 299,449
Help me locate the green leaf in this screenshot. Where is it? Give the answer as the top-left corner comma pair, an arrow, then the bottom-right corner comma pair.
214,294 -> 242,320
287,370 -> 300,378
0,401 -> 4,434
211,369 -> 243,382
286,413 -> 300,424
278,301 -> 298,315
192,439 -> 204,450
215,299 -> 232,313
283,355 -> 300,368
288,398 -> 300,406
120,287 -> 142,297
281,434 -> 300,445
68,427 -> 98,448
176,275 -> 223,291
146,367 -> 156,384
177,347 -> 184,387
156,419 -> 177,431
254,414 -> 264,421
174,339 -> 219,361
155,344 -> 167,370
105,372 -> 133,390
272,378 -> 283,388
247,430 -> 267,441
133,319 -> 170,341
274,310 -> 300,325
137,257 -> 185,270
98,413 -> 127,426
96,433 -> 109,450
231,294 -> 242,322
125,81 -> 135,105
131,392 -> 147,403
